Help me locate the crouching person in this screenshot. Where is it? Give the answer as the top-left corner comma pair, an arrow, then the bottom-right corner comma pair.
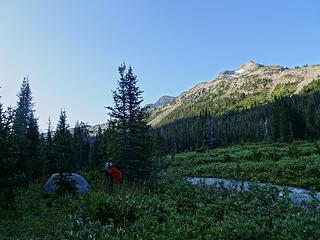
103,162 -> 122,193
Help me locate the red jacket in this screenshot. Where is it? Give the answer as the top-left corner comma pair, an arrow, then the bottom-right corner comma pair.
107,167 -> 122,184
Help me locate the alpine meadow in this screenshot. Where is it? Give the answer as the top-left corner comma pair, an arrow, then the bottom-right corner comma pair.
1,1 -> 320,239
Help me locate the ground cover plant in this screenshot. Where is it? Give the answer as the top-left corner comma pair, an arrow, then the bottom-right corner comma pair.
167,140 -> 320,190
1,169 -> 320,239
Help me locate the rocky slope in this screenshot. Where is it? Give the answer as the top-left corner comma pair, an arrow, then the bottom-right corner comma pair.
145,96 -> 175,110
148,61 -> 320,127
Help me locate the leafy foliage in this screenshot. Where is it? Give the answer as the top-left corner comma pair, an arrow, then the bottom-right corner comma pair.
168,140 -> 320,190
1,170 -> 320,239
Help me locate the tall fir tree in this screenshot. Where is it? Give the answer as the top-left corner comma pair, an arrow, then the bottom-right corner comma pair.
38,118 -> 54,176
203,116 -> 219,149
151,130 -> 166,157
53,110 -> 73,172
46,118 -> 55,174
0,94 -> 27,208
0,101 -> 13,163
0,103 -> 16,208
271,102 -> 281,141
107,63 -> 152,182
73,121 -> 90,170
39,134 -> 48,176
89,127 -> 105,169
26,113 -> 41,177
12,78 -> 41,179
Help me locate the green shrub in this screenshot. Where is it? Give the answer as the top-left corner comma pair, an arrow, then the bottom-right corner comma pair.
287,142 -> 300,158
2,169 -> 320,239
173,140 -> 320,189
54,214 -> 114,240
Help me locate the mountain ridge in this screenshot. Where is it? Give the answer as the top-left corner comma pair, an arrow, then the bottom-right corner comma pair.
148,62 -> 320,127
145,95 -> 175,110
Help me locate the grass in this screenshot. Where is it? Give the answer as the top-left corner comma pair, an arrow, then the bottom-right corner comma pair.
1,153 -> 320,239
167,140 -> 320,190
0,183 -> 72,239
0,171 -> 147,239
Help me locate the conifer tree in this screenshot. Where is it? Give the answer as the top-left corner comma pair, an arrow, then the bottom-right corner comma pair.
271,101 -> 280,141
103,123 -> 121,166
89,127 -> 104,169
39,134 -> 48,176
12,78 -> 40,178
107,63 -> 151,182
52,111 -> 77,195
152,130 -> 166,157
203,117 -> 218,149
279,101 -> 292,142
26,113 -> 41,177
0,102 -> 13,164
46,118 -> 55,174
73,121 -> 90,170
0,100 -> 24,208
53,110 -> 73,172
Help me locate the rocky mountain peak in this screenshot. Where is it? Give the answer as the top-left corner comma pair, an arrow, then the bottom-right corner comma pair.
158,95 -> 174,103
145,95 -> 175,110
216,61 -> 264,80
236,61 -> 263,73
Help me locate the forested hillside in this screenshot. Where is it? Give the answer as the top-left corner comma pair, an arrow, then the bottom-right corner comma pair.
154,81 -> 320,154
149,62 -> 320,127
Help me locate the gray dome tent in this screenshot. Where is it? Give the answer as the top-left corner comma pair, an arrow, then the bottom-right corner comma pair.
43,173 -> 91,195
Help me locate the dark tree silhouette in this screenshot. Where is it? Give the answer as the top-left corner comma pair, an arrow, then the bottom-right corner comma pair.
107,63 -> 151,182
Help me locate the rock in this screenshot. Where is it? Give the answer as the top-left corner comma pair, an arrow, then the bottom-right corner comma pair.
145,95 -> 175,110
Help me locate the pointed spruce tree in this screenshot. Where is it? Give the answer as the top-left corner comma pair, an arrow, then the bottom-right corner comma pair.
107,63 -> 152,182
52,111 -> 77,195
12,78 -> 40,179
46,118 -> 55,174
89,127 -> 105,169
72,121 -> 90,170
0,102 -> 20,208
53,110 -> 73,172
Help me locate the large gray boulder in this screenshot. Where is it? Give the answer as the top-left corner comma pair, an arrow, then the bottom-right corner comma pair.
43,173 -> 91,195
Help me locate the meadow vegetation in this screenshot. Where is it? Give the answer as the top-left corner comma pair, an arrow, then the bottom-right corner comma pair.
1,168 -> 320,239
166,140 -> 320,190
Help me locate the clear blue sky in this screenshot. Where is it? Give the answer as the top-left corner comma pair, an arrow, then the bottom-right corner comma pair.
1,0 -> 319,131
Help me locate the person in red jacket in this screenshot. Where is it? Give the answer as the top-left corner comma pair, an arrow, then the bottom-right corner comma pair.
103,162 -> 122,193
107,167 -> 122,184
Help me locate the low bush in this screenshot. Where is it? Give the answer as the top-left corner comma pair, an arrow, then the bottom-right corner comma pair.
1,169 -> 320,239
171,140 -> 320,190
